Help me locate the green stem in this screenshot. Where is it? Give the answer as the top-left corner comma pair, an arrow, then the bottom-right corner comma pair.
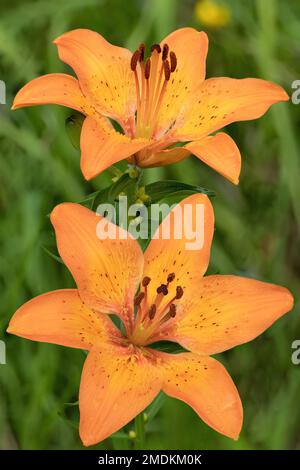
134,413 -> 145,450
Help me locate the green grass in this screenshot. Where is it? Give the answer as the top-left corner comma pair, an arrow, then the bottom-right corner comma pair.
0,0 -> 299,450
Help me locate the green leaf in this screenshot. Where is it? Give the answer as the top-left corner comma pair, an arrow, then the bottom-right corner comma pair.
42,246 -> 64,265
145,180 -> 215,204
108,173 -> 138,204
148,340 -> 188,354
90,173 -> 140,210
64,401 -> 79,407
145,392 -> 166,422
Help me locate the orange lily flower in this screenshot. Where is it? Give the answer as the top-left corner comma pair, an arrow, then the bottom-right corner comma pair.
7,194 -> 293,446
12,28 -> 288,182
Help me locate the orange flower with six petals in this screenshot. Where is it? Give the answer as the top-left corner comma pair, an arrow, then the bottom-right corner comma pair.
7,194 -> 293,446
12,28 -> 288,182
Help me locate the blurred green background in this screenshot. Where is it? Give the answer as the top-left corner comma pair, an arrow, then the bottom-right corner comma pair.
0,0 -> 300,450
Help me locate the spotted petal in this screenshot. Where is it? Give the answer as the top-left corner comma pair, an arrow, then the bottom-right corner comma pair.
159,352 -> 243,440
155,28 -> 208,137
12,73 -> 88,114
80,116 -> 151,180
174,77 -> 289,141
143,194 -> 214,309
7,289 -> 120,350
50,203 -> 144,331
79,344 -> 162,446
54,29 -> 136,127
163,275 -> 294,355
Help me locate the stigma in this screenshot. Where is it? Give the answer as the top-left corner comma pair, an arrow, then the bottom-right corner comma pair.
130,42 -> 177,139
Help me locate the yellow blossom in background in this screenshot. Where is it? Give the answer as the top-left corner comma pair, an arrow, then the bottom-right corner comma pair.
195,0 -> 231,29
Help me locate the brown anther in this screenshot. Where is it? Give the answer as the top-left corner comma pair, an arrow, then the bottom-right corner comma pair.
175,286 -> 184,299
130,50 -> 140,71
138,43 -> 145,62
145,58 -> 151,79
169,51 -> 177,72
163,60 -> 171,81
167,272 -> 176,283
142,276 -> 151,287
162,44 -> 169,61
134,291 -> 145,306
151,44 -> 161,54
157,284 -> 168,296
169,304 -> 177,318
149,304 -> 157,319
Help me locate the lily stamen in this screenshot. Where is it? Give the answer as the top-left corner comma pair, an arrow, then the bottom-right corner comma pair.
134,291 -> 145,306
148,304 -> 157,320
162,43 -> 169,60
131,43 -> 177,138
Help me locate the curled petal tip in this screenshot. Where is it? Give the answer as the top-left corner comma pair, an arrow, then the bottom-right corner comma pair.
282,89 -> 290,101
11,94 -> 22,110
270,82 -> 290,101
50,203 -> 71,225
52,34 -> 63,45
6,324 -> 13,334
80,164 -> 94,181
282,287 -> 294,311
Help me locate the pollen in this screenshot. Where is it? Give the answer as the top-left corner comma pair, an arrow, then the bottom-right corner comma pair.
167,272 -> 176,283
138,43 -> 145,61
148,304 -> 157,319
151,44 -> 161,53
162,44 -> 169,61
163,60 -> 171,81
142,276 -> 151,287
157,284 -> 168,296
130,50 -> 141,71
169,303 -> 177,318
134,291 -> 145,306
145,58 -> 151,80
175,286 -> 184,299
130,273 -> 184,346
169,52 -> 177,73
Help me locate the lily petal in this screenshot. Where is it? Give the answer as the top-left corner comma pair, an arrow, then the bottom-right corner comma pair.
54,29 -> 136,126
166,275 -> 294,355
143,194 -> 214,308
79,344 -> 162,446
143,133 -> 241,184
156,28 -> 208,137
185,132 -> 241,184
174,77 -> 289,141
7,289 -> 120,350
159,352 -> 243,440
50,203 -> 144,330
140,146 -> 189,167
80,116 -> 151,180
12,73 -> 87,114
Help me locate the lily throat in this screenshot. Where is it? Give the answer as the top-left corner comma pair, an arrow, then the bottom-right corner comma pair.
128,273 -> 184,347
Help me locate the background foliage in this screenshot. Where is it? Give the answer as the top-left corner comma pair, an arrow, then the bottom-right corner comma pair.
0,0 -> 299,450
